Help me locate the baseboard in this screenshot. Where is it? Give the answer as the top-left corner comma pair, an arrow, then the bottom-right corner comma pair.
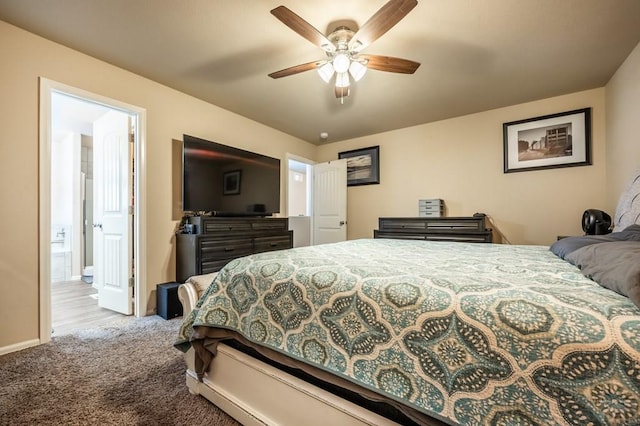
0,338 -> 40,356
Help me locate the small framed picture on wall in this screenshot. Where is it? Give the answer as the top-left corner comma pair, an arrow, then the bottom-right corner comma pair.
338,145 -> 380,186
503,108 -> 591,173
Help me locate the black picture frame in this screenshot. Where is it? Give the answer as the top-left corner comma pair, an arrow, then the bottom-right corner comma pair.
503,108 -> 591,173
338,146 -> 380,186
223,170 -> 241,195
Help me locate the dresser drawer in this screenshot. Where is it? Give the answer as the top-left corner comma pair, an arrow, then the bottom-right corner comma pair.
201,258 -> 234,274
199,238 -> 253,260
374,230 -> 491,242
424,231 -> 492,242
374,231 -> 426,240
202,220 -> 252,234
254,234 -> 293,253
251,219 -> 288,232
378,219 -> 427,230
425,219 -> 483,231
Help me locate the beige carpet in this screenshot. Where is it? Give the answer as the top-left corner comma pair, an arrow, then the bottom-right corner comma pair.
0,315 -> 240,426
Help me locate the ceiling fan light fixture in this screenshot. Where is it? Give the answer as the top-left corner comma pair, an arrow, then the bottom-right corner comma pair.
317,62 -> 335,83
269,2 -> 421,101
349,60 -> 367,82
333,53 -> 350,73
335,72 -> 351,88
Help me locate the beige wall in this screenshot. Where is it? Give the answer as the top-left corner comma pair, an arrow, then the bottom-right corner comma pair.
605,40 -> 640,208
317,89 -> 608,245
0,21 -> 316,350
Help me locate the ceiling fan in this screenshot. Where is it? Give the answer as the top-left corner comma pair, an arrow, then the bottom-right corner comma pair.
268,0 -> 421,100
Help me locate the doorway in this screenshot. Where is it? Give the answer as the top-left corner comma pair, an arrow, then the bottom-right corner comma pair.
287,157 -> 313,247
50,93 -> 107,286
39,79 -> 147,343
286,155 -> 348,247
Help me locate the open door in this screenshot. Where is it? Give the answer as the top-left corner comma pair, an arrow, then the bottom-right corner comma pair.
313,159 -> 347,245
93,110 -> 133,315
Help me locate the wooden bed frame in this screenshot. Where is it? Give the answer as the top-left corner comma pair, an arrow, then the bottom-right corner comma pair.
179,277 -> 413,426
183,343 -> 406,426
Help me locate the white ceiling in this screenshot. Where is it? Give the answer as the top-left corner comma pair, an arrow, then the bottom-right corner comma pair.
2,0 -> 640,144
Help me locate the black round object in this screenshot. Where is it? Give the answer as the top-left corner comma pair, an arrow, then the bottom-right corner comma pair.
582,209 -> 612,235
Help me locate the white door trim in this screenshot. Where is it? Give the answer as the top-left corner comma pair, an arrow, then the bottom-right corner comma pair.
38,78 -> 147,344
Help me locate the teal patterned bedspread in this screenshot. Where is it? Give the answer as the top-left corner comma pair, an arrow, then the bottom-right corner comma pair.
176,239 -> 640,425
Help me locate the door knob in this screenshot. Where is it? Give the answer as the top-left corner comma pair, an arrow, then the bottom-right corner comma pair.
339,221 -> 346,226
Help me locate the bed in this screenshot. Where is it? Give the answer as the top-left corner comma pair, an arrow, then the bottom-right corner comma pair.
175,172 -> 640,426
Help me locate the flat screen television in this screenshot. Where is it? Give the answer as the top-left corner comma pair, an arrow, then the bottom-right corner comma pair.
182,134 -> 281,216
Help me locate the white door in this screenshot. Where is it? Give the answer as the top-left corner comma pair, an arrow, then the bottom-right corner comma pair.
313,159 -> 347,245
93,110 -> 133,314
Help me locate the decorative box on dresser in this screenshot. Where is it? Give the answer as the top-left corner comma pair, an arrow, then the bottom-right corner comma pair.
176,216 -> 293,283
374,214 -> 492,243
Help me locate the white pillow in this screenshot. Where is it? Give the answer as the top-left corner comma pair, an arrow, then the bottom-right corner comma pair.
613,168 -> 640,232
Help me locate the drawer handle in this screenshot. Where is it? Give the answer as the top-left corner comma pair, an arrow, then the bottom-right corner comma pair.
270,243 -> 278,247
224,248 -> 234,252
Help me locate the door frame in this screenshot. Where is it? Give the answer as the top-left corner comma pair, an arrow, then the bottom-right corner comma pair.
38,78 -> 147,343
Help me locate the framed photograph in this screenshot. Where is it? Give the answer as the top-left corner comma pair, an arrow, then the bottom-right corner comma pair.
503,108 -> 591,173
223,170 -> 241,195
338,146 -> 380,186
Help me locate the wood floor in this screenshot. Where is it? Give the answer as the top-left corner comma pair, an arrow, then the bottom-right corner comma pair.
51,279 -> 127,337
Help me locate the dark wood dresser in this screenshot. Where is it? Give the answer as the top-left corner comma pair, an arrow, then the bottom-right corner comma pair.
374,214 -> 492,243
176,216 -> 293,282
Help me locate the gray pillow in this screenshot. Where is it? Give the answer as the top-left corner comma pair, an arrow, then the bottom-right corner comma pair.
550,234 -> 618,259
565,241 -> 640,308
550,224 -> 640,259
611,224 -> 640,240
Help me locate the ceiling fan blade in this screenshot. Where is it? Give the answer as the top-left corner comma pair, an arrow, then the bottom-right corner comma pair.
360,54 -> 420,74
268,60 -> 325,79
348,0 -> 417,52
271,6 -> 335,53
334,86 -> 351,99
